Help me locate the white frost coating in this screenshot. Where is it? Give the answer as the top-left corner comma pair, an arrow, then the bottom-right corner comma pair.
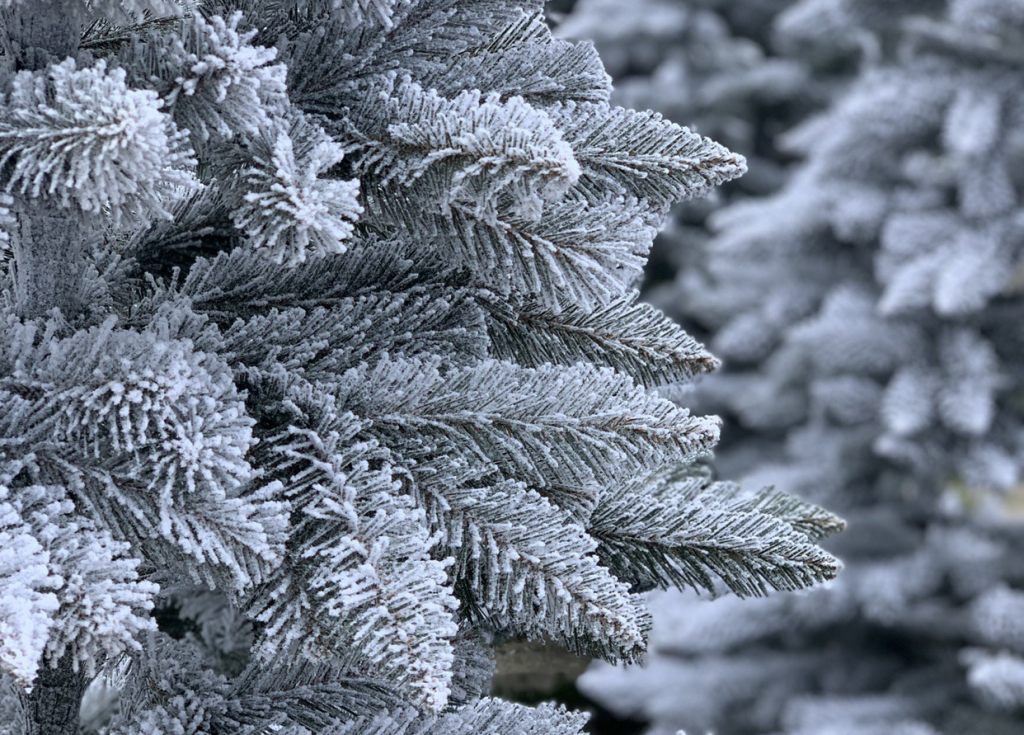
0,486 -> 60,687
234,118 -> 362,266
43,320 -> 256,504
0,60 -> 196,223
344,78 -> 582,222
247,402 -> 458,711
41,513 -> 158,677
0,315 -> 285,593
0,485 -> 157,686
0,0 -> 189,9
123,12 -> 287,144
289,0 -> 402,29
86,0 -> 192,22
329,698 -> 591,734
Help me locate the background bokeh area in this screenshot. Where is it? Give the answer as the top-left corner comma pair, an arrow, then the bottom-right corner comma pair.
519,1 -> 1024,733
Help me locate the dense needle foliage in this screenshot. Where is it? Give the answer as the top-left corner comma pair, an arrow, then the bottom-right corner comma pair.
0,1 -> 843,733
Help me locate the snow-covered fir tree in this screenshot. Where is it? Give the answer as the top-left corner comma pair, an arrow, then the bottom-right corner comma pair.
0,1 -> 844,733
580,1 -> 1024,733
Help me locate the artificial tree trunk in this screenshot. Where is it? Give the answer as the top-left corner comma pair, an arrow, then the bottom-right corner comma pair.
1,0 -> 90,321
0,0 -> 85,72
2,3 -> 92,733
16,652 -> 90,735
9,201 -> 88,319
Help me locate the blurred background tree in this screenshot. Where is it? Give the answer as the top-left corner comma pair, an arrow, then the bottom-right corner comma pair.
559,1 -> 1024,733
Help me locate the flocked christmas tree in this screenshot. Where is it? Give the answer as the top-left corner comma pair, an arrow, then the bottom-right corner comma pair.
0,1 -> 845,733
579,1 -> 1024,733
